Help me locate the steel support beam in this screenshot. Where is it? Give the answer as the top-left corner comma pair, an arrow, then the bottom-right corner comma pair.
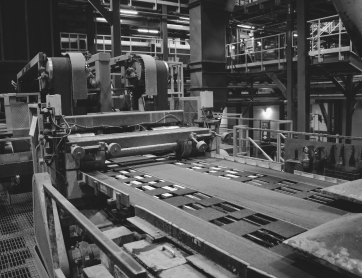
161,5 -> 169,61
352,81 -> 362,95
111,0 -> 121,58
88,0 -> 112,24
248,81 -> 254,140
329,76 -> 346,96
297,0 -> 310,133
110,0 -> 122,91
266,73 -> 286,99
286,0 -> 295,128
318,103 -> 330,133
344,75 -> 354,142
0,1 -> 4,60
86,3 -> 97,54
24,0 -> 30,60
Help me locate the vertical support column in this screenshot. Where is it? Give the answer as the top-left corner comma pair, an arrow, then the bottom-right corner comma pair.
279,101 -> 285,130
286,0 -> 295,129
189,0 -> 235,111
111,0 -> 121,58
24,0 -> 30,60
161,5 -> 169,61
87,3 -> 97,55
51,0 -> 61,56
0,0 -> 4,60
345,75 -> 354,143
297,0 -> 310,133
111,0 -> 122,91
248,81 -> 254,141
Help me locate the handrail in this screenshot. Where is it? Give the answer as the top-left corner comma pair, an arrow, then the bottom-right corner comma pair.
247,137 -> 273,161
227,14 -> 353,69
40,174 -> 147,278
232,124 -> 362,164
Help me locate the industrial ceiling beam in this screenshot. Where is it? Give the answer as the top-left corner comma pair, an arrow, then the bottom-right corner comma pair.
88,0 -> 113,24
329,76 -> 346,96
266,73 -> 287,99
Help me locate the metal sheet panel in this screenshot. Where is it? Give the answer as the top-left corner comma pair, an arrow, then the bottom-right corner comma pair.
284,213 -> 362,277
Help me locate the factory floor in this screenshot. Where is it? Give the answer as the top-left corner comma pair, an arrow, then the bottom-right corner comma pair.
0,193 -> 40,278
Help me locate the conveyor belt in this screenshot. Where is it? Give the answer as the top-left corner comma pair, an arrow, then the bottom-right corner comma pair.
84,162 -> 349,278
170,159 -> 361,213
137,163 -> 346,229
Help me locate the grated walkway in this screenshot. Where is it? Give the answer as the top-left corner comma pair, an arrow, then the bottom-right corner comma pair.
0,194 -> 40,278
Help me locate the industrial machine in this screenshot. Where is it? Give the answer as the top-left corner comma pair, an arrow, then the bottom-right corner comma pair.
4,0 -> 362,275
18,51 -> 360,278
17,51 -> 169,115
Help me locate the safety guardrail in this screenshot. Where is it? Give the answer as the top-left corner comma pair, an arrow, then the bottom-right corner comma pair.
227,15 -> 354,70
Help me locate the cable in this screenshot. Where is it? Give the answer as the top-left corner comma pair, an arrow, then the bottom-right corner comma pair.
48,164 -> 67,183
155,114 -> 182,123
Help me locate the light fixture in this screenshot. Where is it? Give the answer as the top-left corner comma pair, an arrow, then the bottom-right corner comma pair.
167,24 -> 190,31
238,24 -> 255,29
137,29 -> 159,34
96,17 -> 122,23
293,33 -> 298,37
179,17 -> 189,20
96,17 -> 107,23
120,9 -> 138,15
262,107 -> 272,118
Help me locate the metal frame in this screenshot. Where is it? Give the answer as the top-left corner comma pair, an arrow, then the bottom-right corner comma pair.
232,125 -> 362,163
168,38 -> 190,62
33,172 -> 148,278
226,15 -> 354,71
97,34 -> 164,56
167,61 -> 184,97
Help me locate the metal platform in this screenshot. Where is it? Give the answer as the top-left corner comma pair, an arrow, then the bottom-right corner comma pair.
0,194 -> 40,278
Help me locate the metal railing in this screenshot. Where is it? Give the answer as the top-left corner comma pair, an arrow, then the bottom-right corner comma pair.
227,15 -> 354,70
97,35 -> 163,56
232,125 -> 362,164
167,61 -> 184,97
168,39 -> 190,64
226,33 -> 297,71
214,113 -> 293,162
308,15 -> 353,62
